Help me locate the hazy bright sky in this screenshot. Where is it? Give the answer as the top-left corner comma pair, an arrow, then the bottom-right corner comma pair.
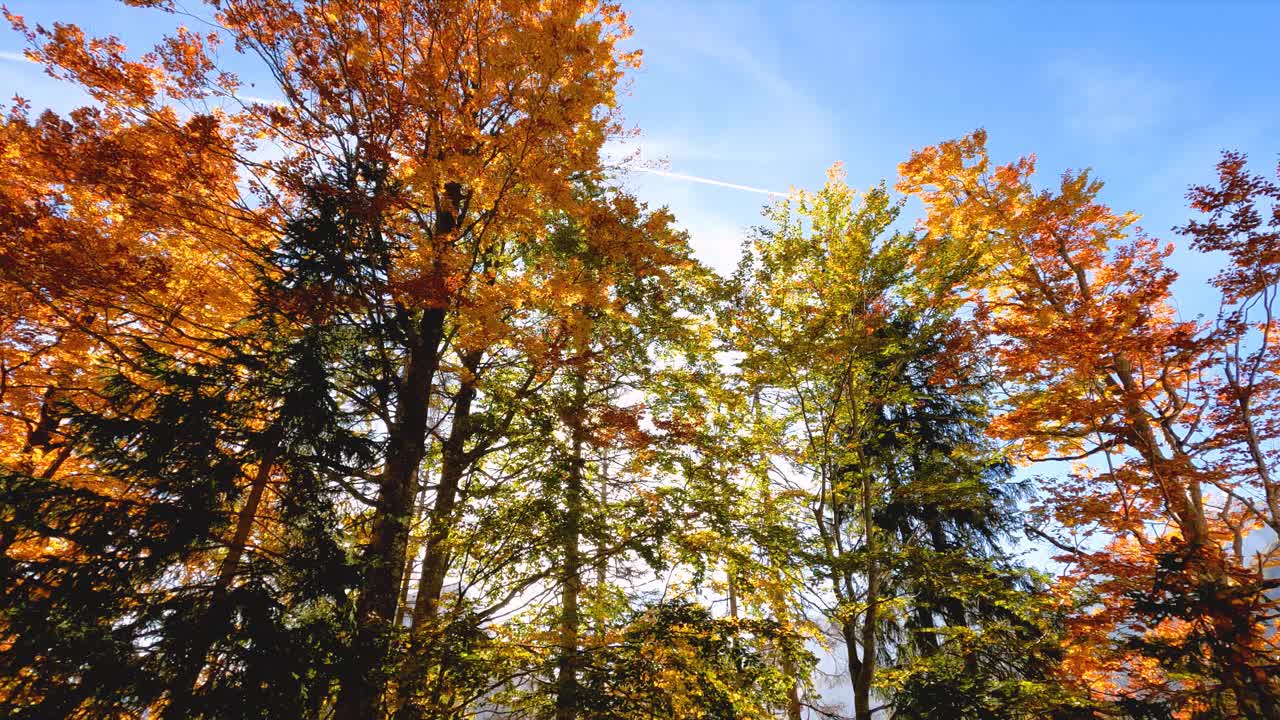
4,0 -> 1279,301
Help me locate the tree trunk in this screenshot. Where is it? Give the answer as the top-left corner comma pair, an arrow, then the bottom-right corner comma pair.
411,350 -> 482,629
555,373 -> 587,720
727,569 -> 738,621
394,355 -> 479,720
395,486 -> 428,629
594,459 -> 609,639
782,655 -> 802,720
842,620 -> 867,720
1112,356 -> 1208,544
335,307 -> 446,720
853,474 -> 878,720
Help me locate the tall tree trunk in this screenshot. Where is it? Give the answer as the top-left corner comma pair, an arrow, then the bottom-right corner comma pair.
555,373 -> 587,720
336,182 -> 463,720
853,474 -> 878,720
781,655 -> 802,720
727,568 -> 738,621
411,350 -> 482,629
335,307 -> 446,720
395,486 -> 428,630
841,618 -> 865,720
594,458 -> 609,639
395,353 -> 480,720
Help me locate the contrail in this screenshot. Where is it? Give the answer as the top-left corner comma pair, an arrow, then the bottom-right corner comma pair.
0,50 -> 33,64
630,166 -> 787,197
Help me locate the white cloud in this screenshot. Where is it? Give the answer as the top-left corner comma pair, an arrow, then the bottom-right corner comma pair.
1049,58 -> 1176,142
673,208 -> 752,276
230,94 -> 286,107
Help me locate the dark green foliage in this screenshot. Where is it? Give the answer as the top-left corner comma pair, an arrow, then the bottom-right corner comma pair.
870,319 -> 1083,720
0,195 -> 389,718
1,343 -> 268,718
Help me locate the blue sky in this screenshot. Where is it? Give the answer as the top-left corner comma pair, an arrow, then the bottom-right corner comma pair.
4,0 -> 1278,303
607,1 -> 1280,308
601,0 -> 1280,574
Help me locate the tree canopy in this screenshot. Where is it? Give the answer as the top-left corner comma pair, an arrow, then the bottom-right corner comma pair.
1,2 -> 1277,719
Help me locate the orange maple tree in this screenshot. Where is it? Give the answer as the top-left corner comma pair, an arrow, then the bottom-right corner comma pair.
898,130 -> 1280,717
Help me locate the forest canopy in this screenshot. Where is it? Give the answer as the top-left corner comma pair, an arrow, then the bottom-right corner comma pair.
1,2 -> 1277,719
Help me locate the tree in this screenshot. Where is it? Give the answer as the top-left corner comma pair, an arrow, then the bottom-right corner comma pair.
898,130 -> 1280,717
7,4 -> 1276,717
0,16 -> 263,487
2,2 -> 645,718
1179,151 -> 1280,548
0,303 -> 367,719
576,601 -> 804,720
733,166 -> 1076,720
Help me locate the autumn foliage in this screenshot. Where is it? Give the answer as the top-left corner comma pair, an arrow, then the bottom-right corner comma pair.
899,131 -> 1280,717
1,2 -> 1277,720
